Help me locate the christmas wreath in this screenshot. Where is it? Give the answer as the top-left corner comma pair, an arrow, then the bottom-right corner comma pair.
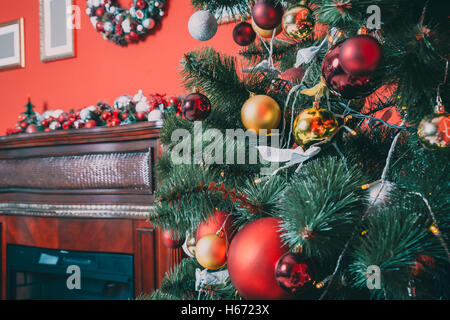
86,0 -> 166,46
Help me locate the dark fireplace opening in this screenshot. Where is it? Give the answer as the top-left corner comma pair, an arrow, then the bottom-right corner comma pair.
7,244 -> 134,300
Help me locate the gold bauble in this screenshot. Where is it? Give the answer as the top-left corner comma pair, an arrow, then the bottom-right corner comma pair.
293,108 -> 338,147
281,5 -> 315,41
186,234 -> 197,256
251,18 -> 282,39
241,94 -> 281,134
195,233 -> 228,270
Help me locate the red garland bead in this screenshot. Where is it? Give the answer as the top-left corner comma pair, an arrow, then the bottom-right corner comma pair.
136,0 -> 147,9
182,92 -> 211,121
339,35 -> 382,76
233,22 -> 256,46
135,111 -> 148,121
227,217 -> 291,300
41,119 -> 50,127
252,0 -> 284,30
101,111 -> 112,120
19,121 -> 28,129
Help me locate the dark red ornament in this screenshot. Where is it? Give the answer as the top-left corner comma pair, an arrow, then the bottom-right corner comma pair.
196,211 -> 235,242
57,113 -> 68,124
280,66 -> 306,84
73,120 -> 85,129
19,121 -> 28,129
161,230 -> 185,249
182,92 -> 211,121
322,41 -> 379,99
252,0 -> 284,30
227,217 -> 291,300
275,252 -> 314,295
96,21 -> 104,32
167,96 -> 179,106
129,31 -> 138,42
41,119 -> 50,127
339,35 -> 382,76
62,121 -> 73,130
233,22 -> 256,46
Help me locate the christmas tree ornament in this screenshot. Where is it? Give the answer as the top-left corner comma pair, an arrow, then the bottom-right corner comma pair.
147,109 -> 163,122
241,94 -> 281,134
410,255 -> 436,276
25,124 -> 38,134
49,121 -> 61,131
62,121 -> 73,130
251,18 -> 282,39
417,112 -> 449,150
252,0 -> 284,30
322,41 -> 379,99
161,230 -> 185,249
275,252 -> 315,295
233,22 -> 256,46
84,120 -> 98,128
195,233 -> 228,270
282,4 -> 315,41
339,35 -> 382,76
101,110 -> 112,120
196,211 -> 235,242
182,90 -> 211,121
185,234 -> 197,256
73,120 -> 85,129
227,217 -> 290,300
135,111 -> 148,121
293,106 -> 339,147
280,66 -> 306,84
188,10 -> 218,41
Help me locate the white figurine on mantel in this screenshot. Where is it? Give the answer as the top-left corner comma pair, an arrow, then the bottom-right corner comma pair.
133,90 -> 150,113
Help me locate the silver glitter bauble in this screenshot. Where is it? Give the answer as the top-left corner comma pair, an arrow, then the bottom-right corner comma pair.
188,10 -> 218,41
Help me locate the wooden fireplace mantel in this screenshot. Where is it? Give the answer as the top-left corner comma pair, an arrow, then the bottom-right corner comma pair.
0,122 -> 182,299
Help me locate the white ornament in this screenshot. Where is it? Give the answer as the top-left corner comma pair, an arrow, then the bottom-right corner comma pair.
147,109 -> 163,122
80,106 -> 97,120
104,21 -> 114,33
137,25 -> 144,32
114,95 -> 132,109
195,268 -> 229,292
86,8 -> 92,15
49,121 -> 61,131
122,18 -> 131,33
51,109 -> 65,119
188,10 -> 218,41
35,111 -> 43,123
42,110 -> 53,120
142,18 -> 155,29
129,7 -> 136,17
109,6 -> 116,14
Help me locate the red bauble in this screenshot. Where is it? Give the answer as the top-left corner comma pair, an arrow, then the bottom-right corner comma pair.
280,66 -> 306,84
275,252 -> 314,295
62,121 -> 73,130
19,121 -> 28,129
25,124 -> 38,134
161,230 -> 185,249
41,119 -> 50,127
182,92 -> 211,121
196,211 -> 235,242
322,41 -> 378,99
135,111 -> 148,121
129,31 -> 138,42
96,7 -> 105,17
227,217 -> 290,300
58,113 -> 68,123
101,111 -> 112,120
252,0 -> 284,30
84,120 -> 97,128
339,35 -> 382,76
233,22 -> 256,46
96,21 -> 104,32
167,96 -> 179,106
136,0 -> 146,9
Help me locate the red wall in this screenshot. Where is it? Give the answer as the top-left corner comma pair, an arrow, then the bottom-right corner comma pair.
0,0 -> 241,134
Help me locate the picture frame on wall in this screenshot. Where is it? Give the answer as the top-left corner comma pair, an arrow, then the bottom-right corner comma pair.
40,0 -> 75,62
0,18 -> 25,71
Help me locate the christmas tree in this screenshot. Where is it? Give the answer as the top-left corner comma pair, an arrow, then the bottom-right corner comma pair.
148,0 -> 449,300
